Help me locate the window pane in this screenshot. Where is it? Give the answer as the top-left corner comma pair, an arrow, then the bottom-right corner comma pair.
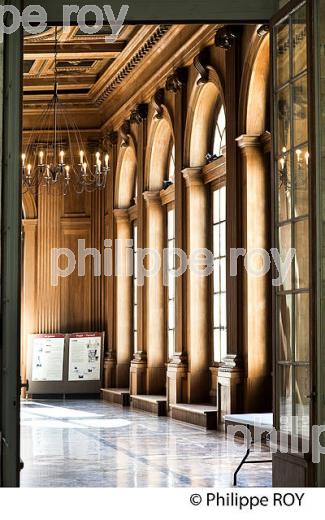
213,189 -> 220,223
220,257 -> 226,292
214,259 -> 220,292
292,4 -> 307,77
219,186 -> 226,222
279,365 -> 293,434
213,224 -> 220,258
275,21 -> 290,87
278,153 -> 292,222
295,293 -> 309,362
220,294 -> 227,327
214,294 -> 220,327
278,224 -> 292,291
277,86 -> 291,154
167,209 -> 175,239
168,330 -> 175,359
294,366 -> 310,438
294,144 -> 309,218
168,300 -> 175,330
278,294 -> 292,361
294,218 -> 309,289
293,75 -> 308,147
220,329 -> 227,361
213,329 -> 221,363
168,272 -> 175,300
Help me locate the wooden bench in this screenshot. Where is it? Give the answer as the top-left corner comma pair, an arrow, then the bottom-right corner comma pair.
170,403 -> 218,429
101,388 -> 130,407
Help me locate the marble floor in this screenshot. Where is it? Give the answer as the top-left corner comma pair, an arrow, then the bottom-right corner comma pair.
20,399 -> 272,488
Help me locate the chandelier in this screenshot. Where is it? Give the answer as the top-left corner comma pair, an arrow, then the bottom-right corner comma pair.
22,27 -> 109,196
279,146 -> 309,192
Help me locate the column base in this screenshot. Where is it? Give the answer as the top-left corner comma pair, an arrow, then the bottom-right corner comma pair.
130,351 -> 147,395
209,365 -> 219,405
217,355 -> 244,430
103,351 -> 116,388
166,353 -> 188,407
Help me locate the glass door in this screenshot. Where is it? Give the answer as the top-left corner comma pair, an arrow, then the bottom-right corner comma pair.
273,0 -> 312,441
315,0 -> 325,487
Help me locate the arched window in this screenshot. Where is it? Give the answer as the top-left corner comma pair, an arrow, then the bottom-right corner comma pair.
212,104 -> 226,158
166,204 -> 176,360
212,184 -> 227,362
132,221 -> 138,353
168,143 -> 175,183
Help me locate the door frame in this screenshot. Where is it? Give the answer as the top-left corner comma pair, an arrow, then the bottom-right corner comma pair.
1,0 -> 283,487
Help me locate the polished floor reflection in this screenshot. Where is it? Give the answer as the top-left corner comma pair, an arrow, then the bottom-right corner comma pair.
20,399 -> 272,487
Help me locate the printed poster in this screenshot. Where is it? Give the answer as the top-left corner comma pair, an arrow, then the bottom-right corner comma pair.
31,334 -> 65,381
68,333 -> 102,381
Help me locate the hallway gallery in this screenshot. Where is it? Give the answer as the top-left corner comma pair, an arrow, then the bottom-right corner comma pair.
20,400 -> 271,487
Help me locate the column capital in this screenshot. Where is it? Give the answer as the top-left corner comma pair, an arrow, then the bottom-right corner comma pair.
182,167 -> 204,187
236,134 -> 263,149
143,190 -> 162,206
113,208 -> 130,223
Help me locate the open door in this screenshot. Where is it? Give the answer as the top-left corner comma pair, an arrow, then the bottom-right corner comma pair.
271,0 -> 317,486
0,2 -> 23,487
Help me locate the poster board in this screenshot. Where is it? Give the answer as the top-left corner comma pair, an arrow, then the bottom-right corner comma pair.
31,334 -> 65,382
26,332 -> 104,396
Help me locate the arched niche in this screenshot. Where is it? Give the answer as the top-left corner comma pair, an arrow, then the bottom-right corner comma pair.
185,69 -> 225,168
146,109 -> 175,191
22,190 -> 37,219
115,139 -> 137,209
239,33 -> 270,135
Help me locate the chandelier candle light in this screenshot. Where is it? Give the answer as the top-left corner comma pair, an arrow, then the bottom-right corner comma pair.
22,27 -> 110,195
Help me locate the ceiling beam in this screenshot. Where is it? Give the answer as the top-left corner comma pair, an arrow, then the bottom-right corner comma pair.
24,41 -> 126,60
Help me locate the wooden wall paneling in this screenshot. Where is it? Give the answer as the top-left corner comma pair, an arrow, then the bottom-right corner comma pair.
37,188 -> 62,333
60,218 -> 92,332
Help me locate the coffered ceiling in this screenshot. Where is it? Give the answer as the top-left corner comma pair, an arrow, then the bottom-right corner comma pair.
23,25 -> 142,106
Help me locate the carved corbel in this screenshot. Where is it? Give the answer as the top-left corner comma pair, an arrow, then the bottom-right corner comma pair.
165,67 -> 187,93
130,103 -> 148,125
120,120 -> 131,147
193,48 -> 210,85
152,88 -> 164,120
215,26 -> 240,50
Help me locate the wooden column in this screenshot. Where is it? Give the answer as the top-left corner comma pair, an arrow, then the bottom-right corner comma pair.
166,69 -> 188,405
21,219 -> 37,395
130,104 -> 148,395
104,132 -> 118,388
237,133 -> 271,412
114,208 -> 133,388
183,167 -> 209,403
143,190 -> 166,394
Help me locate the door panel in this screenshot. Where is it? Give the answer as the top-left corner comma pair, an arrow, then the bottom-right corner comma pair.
0,4 -> 23,487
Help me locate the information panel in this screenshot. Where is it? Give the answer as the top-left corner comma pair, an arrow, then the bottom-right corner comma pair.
68,333 -> 102,381
31,334 -> 65,382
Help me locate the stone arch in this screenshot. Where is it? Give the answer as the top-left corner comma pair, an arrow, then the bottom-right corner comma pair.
239,32 -> 270,135
184,68 -> 225,168
145,108 -> 175,191
114,137 -> 137,209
